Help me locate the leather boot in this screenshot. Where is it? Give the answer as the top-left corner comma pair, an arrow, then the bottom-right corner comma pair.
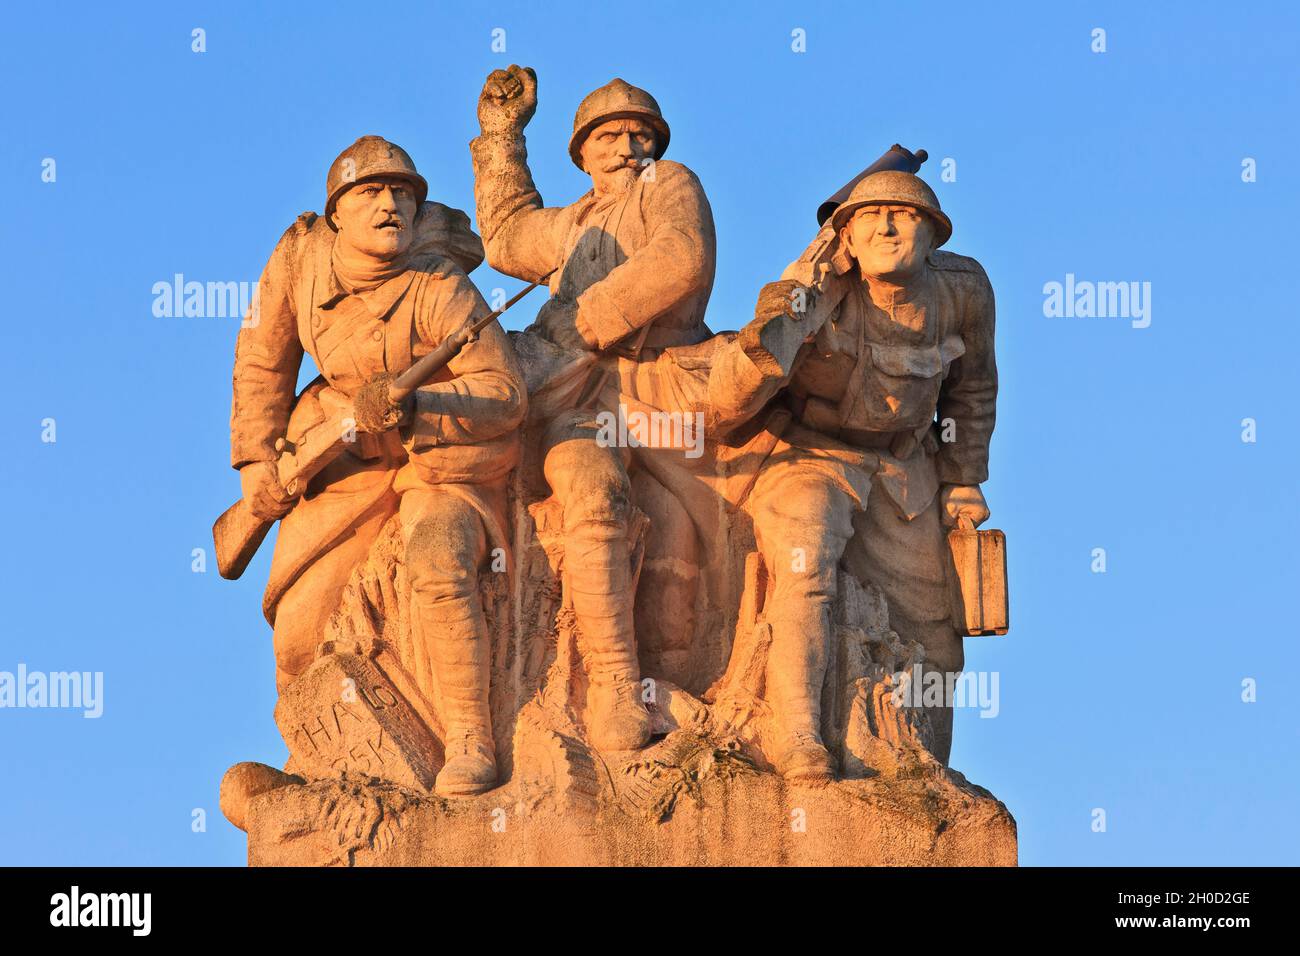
765,622 -> 836,786
567,517 -> 652,751
414,597 -> 497,797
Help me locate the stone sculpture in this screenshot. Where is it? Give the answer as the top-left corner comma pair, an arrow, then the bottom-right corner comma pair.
215,67 -> 1015,867
223,136 -> 526,796
470,66 -> 716,750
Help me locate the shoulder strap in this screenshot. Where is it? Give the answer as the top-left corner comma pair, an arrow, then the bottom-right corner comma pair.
836,281 -> 872,426
296,228 -> 332,362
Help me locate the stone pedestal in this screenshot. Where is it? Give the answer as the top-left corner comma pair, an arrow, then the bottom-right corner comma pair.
222,464 -> 1017,867
239,743 -> 1016,867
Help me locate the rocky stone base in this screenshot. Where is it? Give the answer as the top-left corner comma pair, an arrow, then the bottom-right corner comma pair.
222,490 -> 1018,867
237,744 -> 1016,866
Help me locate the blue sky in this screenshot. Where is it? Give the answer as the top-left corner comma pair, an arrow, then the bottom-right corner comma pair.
2,0 -> 1296,866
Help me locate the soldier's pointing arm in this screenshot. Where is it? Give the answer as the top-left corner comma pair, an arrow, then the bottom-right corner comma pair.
936,260 -> 998,487
229,218 -> 308,469
572,162 -> 717,350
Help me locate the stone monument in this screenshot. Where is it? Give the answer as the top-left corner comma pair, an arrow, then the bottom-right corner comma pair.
214,65 -> 1016,866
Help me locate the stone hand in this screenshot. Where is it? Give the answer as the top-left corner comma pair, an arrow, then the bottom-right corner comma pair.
940,484 -> 990,529
478,64 -> 538,135
240,459 -> 294,521
754,279 -> 816,325
532,297 -> 595,351
352,372 -> 410,435
736,279 -> 821,377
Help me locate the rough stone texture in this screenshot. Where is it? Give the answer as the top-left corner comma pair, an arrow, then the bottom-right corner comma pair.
220,73 -> 1015,865
245,758 -> 1015,867
274,649 -> 442,793
232,482 -> 1016,865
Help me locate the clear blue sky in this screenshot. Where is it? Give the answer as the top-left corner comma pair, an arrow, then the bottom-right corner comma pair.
2,0 -> 1296,866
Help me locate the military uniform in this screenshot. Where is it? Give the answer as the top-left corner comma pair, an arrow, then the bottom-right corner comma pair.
616,173 -> 997,771
757,240 -> 996,763
231,137 -> 526,795
470,78 -> 716,746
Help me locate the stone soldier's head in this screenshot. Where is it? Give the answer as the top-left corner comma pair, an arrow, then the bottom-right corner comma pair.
325,136 -> 429,261
830,171 -> 952,283
568,79 -> 671,196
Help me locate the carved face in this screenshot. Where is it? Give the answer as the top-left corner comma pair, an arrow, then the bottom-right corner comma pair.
579,118 -> 656,195
331,176 -> 418,260
841,204 -> 935,281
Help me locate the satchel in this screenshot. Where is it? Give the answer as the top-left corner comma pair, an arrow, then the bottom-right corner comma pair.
947,517 -> 1009,636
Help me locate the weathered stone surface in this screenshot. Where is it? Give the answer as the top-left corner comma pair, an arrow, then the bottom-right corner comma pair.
220,500 -> 1017,866
243,752 -> 1015,867
218,68 -> 1015,865
220,762 -> 302,833
274,650 -> 442,793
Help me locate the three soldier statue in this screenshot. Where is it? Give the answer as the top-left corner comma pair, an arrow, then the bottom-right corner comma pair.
222,64 -> 999,796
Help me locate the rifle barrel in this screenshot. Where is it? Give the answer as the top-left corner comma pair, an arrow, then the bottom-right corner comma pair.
389,270 -> 554,403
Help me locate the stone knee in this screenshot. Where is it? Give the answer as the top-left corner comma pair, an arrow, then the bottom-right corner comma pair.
401,494 -> 488,607
750,475 -> 855,613
271,587 -> 321,693
270,534 -> 380,691
542,416 -> 631,531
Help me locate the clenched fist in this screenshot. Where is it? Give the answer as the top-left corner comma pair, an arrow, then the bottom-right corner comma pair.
478,64 -> 538,136
353,372 -> 410,435
940,484 -> 990,529
240,460 -> 294,521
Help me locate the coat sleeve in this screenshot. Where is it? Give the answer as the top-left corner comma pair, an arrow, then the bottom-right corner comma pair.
229,218 -> 308,469
404,268 -> 527,453
573,162 -> 717,350
936,264 -> 997,486
469,130 -> 569,282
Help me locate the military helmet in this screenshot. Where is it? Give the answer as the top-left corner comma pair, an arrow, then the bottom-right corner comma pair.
325,135 -> 428,230
567,78 -> 671,170
829,171 -> 952,248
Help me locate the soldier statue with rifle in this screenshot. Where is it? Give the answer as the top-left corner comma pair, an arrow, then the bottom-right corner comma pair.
218,135 -> 534,797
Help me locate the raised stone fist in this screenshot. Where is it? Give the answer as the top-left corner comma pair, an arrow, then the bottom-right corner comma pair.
478,64 -> 538,136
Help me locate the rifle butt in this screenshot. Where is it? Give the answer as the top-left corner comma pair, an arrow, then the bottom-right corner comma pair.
213,498 -> 274,580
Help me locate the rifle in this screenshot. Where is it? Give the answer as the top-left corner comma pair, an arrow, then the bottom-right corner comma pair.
213,272 -> 551,581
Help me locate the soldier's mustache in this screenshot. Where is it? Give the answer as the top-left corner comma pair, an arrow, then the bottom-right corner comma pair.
374,217 -> 405,231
